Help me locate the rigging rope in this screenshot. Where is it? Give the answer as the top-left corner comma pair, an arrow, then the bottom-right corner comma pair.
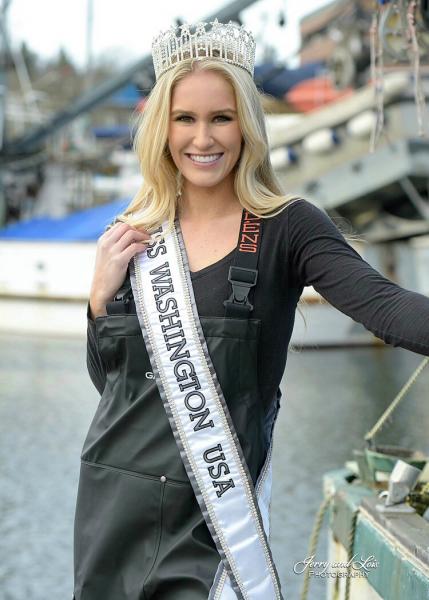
365,356 -> 429,445
370,0 -> 428,149
299,492 -> 334,600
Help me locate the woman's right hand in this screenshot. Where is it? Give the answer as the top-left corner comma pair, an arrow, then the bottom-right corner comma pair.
89,222 -> 152,318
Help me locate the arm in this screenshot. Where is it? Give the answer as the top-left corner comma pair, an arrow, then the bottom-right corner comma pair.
287,199 -> 429,356
86,302 -> 107,395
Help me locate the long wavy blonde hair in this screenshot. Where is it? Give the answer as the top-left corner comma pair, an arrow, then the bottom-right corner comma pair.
113,57 -> 299,237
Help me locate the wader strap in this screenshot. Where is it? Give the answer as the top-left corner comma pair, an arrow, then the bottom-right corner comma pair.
223,210 -> 263,319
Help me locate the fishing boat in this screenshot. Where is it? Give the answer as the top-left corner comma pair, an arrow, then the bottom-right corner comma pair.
312,359 -> 429,600
320,457 -> 429,599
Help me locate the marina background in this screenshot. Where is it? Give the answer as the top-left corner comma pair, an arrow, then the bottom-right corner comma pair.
1,0 -> 429,598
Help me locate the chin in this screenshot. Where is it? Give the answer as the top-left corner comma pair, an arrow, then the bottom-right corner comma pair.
184,177 -> 226,189
181,167 -> 225,183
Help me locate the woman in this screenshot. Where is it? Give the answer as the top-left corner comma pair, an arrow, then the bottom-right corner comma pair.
73,20 -> 429,600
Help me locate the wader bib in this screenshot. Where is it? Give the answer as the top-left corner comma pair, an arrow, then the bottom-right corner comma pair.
73,210 -> 283,599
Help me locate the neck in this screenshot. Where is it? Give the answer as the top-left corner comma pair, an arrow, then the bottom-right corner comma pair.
178,176 -> 241,222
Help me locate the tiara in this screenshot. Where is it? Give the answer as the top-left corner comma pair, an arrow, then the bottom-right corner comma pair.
151,19 -> 256,81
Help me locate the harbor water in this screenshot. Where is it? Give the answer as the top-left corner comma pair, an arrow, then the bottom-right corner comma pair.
0,330 -> 428,600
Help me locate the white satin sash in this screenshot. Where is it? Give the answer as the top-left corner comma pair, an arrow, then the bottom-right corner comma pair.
129,219 -> 283,600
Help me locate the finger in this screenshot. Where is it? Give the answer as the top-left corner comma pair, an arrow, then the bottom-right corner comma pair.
103,221 -> 132,241
121,241 -> 148,262
103,220 -> 125,236
115,229 -> 152,253
105,222 -> 149,244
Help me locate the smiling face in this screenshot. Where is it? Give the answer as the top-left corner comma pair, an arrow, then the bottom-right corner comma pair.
168,68 -> 243,194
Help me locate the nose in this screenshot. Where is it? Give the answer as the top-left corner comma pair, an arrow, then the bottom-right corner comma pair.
193,122 -> 215,149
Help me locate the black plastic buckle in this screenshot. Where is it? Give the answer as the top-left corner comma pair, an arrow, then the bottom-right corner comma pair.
107,287 -> 134,315
113,288 -> 133,304
223,266 -> 258,310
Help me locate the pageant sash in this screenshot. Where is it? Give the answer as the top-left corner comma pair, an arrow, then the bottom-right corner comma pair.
129,219 -> 283,600
210,437 -> 277,599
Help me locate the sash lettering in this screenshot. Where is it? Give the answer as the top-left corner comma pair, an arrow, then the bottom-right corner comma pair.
148,243 -> 235,497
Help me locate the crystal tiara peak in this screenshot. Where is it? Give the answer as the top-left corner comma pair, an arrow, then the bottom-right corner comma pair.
151,19 -> 256,81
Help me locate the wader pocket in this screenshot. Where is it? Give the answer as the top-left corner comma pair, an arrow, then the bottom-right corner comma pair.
74,461 -> 165,600
94,314 -> 142,371
201,316 -> 261,399
83,315 -> 157,466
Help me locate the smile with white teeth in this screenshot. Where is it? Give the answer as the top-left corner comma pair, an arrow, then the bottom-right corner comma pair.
188,153 -> 223,164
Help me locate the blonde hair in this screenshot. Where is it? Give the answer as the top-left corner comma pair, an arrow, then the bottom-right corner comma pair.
113,57 -> 299,236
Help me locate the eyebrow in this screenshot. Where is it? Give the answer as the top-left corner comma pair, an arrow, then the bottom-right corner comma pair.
171,109 -> 237,116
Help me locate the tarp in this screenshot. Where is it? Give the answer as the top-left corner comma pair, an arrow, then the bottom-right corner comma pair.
104,83 -> 143,108
254,61 -> 326,98
0,198 -> 130,241
92,125 -> 132,139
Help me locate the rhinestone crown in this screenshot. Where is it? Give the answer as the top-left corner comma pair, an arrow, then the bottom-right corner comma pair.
151,19 -> 256,81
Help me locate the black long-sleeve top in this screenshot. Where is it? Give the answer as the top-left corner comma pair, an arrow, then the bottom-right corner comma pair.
86,199 -> 429,407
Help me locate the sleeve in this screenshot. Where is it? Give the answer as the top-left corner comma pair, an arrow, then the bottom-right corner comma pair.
287,199 -> 429,356
86,301 -> 107,395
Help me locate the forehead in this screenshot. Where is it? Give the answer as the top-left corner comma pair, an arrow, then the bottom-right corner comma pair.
171,69 -> 236,109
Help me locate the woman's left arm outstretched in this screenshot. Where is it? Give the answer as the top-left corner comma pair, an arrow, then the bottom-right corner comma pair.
287,199 -> 429,357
